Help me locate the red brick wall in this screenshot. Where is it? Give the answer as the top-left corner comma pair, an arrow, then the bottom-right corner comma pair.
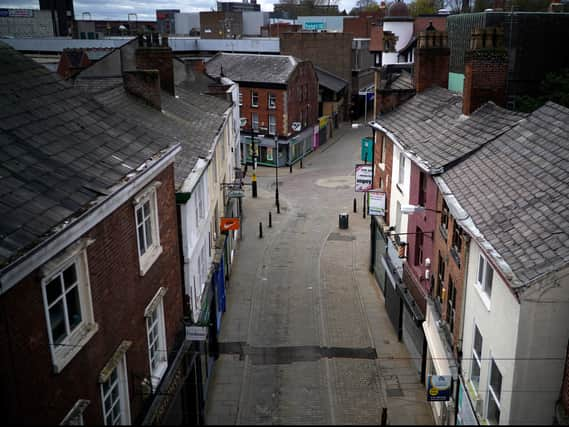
286,61 -> 319,134
377,89 -> 415,114
343,16 -> 373,38
414,47 -> 450,93
0,165 -> 183,424
431,191 -> 468,351
123,70 -> 162,110
135,46 -> 175,96
373,131 -> 393,224
463,50 -> 508,115
239,86 -> 287,136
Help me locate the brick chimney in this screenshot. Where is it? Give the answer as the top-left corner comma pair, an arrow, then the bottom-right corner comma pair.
123,70 -> 162,110
135,33 -> 175,96
414,25 -> 449,93
462,27 -> 508,115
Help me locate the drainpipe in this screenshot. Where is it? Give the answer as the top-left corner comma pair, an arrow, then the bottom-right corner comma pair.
369,126 -> 377,273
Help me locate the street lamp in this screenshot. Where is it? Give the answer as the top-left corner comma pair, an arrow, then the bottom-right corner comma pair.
274,135 -> 280,213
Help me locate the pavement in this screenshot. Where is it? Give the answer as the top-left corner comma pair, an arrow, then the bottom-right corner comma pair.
205,122 -> 434,425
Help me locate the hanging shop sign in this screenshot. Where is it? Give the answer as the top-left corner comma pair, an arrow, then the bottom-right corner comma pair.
355,164 -> 373,192
368,191 -> 386,216
220,217 -> 240,232
185,325 -> 208,341
426,375 -> 453,402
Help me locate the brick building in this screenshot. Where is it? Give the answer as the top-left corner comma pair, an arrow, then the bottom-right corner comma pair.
206,52 -> 319,166
280,32 -> 353,120
0,42 -> 187,424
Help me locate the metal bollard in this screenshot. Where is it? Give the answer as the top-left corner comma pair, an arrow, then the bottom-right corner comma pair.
252,173 -> 257,198
353,197 -> 357,213
363,193 -> 366,219
300,158 -> 303,168
259,222 -> 263,238
277,199 -> 280,214
289,164 -> 293,174
269,211 -> 272,228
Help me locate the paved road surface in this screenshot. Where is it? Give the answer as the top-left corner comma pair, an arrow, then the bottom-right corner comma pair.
205,123 -> 434,425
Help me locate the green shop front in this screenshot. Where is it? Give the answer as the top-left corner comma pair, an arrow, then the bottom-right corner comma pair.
241,126 -> 314,167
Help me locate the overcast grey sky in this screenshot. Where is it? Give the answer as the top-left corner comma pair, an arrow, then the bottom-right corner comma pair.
0,1 -> 360,21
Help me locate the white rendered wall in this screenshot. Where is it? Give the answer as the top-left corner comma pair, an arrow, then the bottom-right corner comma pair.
382,20 -> 414,66
388,143 -> 410,243
509,266 -> 569,424
461,243 -> 520,425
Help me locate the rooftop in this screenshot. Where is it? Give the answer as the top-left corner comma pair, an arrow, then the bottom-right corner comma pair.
440,102 -> 569,288
205,52 -> 300,85
0,42 -> 175,270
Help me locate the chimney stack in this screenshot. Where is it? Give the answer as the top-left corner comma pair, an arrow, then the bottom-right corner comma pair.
462,27 -> 508,115
414,25 -> 450,93
123,70 -> 162,110
135,32 -> 175,96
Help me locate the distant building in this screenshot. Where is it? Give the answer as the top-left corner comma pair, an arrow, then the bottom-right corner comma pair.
174,12 -> 200,36
39,0 -> 74,36
0,8 -> 54,38
200,11 -> 243,39
217,1 -> 260,13
156,9 -> 179,34
74,19 -> 156,39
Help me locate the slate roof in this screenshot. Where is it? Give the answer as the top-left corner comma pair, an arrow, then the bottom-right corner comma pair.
314,65 -> 348,93
205,52 -> 300,85
386,69 -> 414,90
0,42 -> 176,269
92,78 -> 232,189
440,102 -> 569,288
376,87 -> 527,171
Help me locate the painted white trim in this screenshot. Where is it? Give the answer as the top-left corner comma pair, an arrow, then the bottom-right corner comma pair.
0,145 -> 181,294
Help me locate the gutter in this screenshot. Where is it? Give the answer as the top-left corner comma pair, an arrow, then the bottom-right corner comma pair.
0,144 -> 182,294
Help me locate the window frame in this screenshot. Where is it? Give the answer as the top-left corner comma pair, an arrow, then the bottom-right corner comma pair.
251,112 -> 259,130
41,243 -> 97,374
100,353 -> 131,425
440,199 -> 449,239
447,276 -> 456,333
414,227 -> 424,266
477,253 -> 494,301
251,91 -> 258,108
239,92 -> 243,106
134,183 -> 163,276
450,220 -> 463,267
268,114 -> 276,135
470,324 -> 483,393
487,357 -> 502,424
418,171 -> 427,207
145,289 -> 168,389
398,152 -> 405,185
268,93 -> 276,109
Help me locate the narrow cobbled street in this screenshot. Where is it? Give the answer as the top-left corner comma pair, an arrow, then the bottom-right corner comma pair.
205,122 -> 434,425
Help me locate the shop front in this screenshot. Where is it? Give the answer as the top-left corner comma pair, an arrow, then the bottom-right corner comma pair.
423,300 -> 459,425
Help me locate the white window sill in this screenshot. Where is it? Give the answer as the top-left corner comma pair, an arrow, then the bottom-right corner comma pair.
139,245 -> 163,276
53,322 -> 99,374
150,360 -> 168,390
378,163 -> 385,172
474,282 -> 492,311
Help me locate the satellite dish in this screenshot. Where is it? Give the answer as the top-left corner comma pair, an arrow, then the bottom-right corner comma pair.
291,122 -> 301,132
240,118 -> 247,127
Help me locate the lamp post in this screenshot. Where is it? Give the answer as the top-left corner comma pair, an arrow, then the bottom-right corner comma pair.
275,135 -> 280,213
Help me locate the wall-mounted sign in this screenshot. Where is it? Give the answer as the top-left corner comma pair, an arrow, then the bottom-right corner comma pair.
304,22 -> 325,30
185,325 -> 208,341
220,217 -> 240,232
427,375 -> 453,402
368,191 -> 386,216
355,164 -> 373,192
227,190 -> 245,198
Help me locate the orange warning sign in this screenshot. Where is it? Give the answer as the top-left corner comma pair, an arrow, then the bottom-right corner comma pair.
220,217 -> 240,232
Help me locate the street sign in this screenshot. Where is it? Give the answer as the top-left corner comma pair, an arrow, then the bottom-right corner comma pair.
368,191 -> 386,216
355,164 -> 373,192
220,217 -> 240,232
228,190 -> 245,198
426,375 -> 453,402
185,325 -> 208,341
